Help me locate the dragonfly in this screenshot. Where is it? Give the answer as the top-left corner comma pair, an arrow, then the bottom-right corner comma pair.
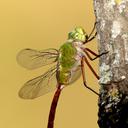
17,23 -> 107,128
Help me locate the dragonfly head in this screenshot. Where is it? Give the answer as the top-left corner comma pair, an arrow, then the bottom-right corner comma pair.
68,27 -> 87,42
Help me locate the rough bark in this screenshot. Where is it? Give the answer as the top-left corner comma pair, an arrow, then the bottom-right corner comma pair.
93,0 -> 128,128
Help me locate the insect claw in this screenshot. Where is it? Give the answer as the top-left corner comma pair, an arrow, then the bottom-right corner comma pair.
92,51 -> 109,60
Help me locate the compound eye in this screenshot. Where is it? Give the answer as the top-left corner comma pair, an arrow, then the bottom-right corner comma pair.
75,33 -> 79,38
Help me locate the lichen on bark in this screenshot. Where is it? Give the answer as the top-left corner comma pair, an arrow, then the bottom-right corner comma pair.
93,0 -> 128,127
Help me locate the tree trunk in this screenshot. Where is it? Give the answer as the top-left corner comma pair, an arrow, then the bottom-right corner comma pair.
93,0 -> 128,128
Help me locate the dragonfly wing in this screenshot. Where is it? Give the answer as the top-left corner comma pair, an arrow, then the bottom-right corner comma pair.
17,48 -> 59,69
19,65 -> 57,99
68,66 -> 81,85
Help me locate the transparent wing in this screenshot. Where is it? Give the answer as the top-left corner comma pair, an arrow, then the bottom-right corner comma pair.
17,48 -> 59,70
68,66 -> 81,85
18,65 -> 57,99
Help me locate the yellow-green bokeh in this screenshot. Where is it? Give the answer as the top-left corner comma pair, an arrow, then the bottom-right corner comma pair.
0,0 -> 99,128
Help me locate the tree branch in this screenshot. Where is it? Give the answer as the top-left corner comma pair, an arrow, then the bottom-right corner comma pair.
93,0 -> 128,127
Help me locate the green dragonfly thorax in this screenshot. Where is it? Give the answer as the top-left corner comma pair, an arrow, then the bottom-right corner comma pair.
58,41 -> 82,85
59,42 -> 77,69
68,26 -> 87,42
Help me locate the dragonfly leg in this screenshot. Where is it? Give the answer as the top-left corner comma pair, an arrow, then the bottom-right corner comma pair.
86,32 -> 97,43
84,48 -> 109,61
83,22 -> 97,44
83,56 -> 99,80
87,22 -> 97,39
81,57 -> 99,96
47,84 -> 64,128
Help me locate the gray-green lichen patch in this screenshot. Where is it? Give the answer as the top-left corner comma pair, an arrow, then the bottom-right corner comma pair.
99,63 -> 112,84
112,49 -> 120,67
104,0 -> 116,10
103,0 -> 116,20
111,21 -> 121,38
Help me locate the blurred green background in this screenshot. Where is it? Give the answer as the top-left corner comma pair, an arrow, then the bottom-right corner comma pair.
0,0 -> 99,128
